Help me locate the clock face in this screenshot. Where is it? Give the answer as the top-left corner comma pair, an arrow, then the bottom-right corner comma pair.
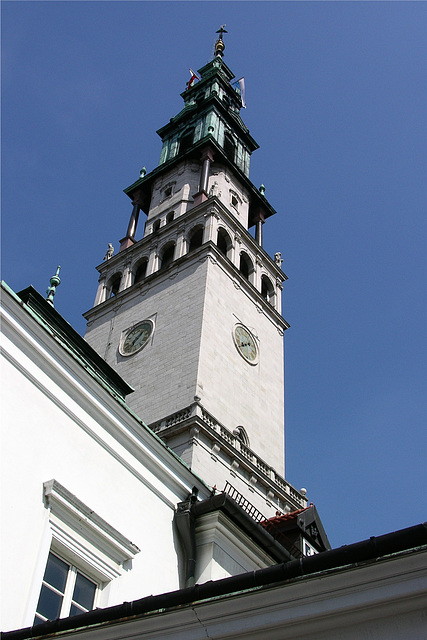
120,321 -> 153,356
233,324 -> 258,365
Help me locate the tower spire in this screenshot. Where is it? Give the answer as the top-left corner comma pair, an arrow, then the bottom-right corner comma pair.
46,266 -> 61,306
214,25 -> 227,57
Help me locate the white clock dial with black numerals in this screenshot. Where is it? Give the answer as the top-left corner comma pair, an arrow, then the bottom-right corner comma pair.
233,324 -> 258,365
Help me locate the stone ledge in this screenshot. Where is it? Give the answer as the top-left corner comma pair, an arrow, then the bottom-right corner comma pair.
149,401 -> 307,513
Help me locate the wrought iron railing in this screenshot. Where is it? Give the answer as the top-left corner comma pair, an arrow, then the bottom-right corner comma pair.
223,482 -> 303,559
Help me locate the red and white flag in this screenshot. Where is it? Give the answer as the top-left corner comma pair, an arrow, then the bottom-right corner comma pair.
187,68 -> 200,90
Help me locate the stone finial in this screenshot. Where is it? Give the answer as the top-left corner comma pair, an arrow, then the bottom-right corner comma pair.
140,167 -> 146,178
104,243 -> 114,261
274,252 -> 283,267
46,266 -> 61,307
215,25 -> 227,57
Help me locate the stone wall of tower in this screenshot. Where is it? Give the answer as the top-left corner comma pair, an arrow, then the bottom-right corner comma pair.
145,161 -> 201,227
207,164 -> 250,228
85,257 -> 208,424
198,255 -> 285,475
143,160 -> 252,231
85,237 -> 286,476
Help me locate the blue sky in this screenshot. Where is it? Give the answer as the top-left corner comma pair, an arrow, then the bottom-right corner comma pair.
2,1 -> 426,549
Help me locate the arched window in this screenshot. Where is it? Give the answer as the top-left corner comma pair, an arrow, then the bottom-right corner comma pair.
261,275 -> 275,305
188,227 -> 203,252
216,227 -> 231,258
108,274 -> 121,297
179,128 -> 195,155
239,252 -> 253,281
233,426 -> 250,448
134,259 -> 148,285
166,211 -> 175,224
153,219 -> 161,233
224,132 -> 236,163
160,243 -> 175,270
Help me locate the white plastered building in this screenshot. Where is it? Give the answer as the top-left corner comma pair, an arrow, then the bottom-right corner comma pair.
0,283 -> 296,632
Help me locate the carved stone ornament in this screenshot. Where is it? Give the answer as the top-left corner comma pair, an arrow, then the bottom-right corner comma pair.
104,244 -> 114,261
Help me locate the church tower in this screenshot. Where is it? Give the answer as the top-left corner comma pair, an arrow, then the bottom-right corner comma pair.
84,31 -> 307,517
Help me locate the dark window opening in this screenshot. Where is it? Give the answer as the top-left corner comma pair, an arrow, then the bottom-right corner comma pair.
110,275 -> 121,297
239,253 -> 252,280
163,186 -> 172,198
153,220 -> 161,233
224,133 -> 236,163
134,260 -> 148,284
188,228 -> 203,252
179,129 -> 194,155
217,228 -> 230,257
261,275 -> 275,304
160,244 -> 175,270
166,211 -> 175,224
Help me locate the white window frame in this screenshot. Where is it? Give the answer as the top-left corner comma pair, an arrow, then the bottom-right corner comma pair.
42,480 -> 140,605
34,551 -> 99,624
229,189 -> 242,213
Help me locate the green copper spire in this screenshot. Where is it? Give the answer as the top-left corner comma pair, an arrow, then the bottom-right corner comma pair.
46,266 -> 61,306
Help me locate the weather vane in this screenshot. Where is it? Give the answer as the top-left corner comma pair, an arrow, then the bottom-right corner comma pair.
214,25 -> 228,57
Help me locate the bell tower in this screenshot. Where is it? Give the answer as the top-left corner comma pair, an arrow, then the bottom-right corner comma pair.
84,31 -> 307,517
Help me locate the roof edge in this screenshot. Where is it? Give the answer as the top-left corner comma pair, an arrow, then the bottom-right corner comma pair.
4,522 -> 426,640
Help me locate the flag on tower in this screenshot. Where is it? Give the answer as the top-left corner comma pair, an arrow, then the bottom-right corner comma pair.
187,68 -> 199,90
232,77 -> 246,108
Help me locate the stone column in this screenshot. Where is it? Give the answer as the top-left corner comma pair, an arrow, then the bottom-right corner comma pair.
193,148 -> 215,206
146,244 -> 159,276
253,211 -> 265,247
176,226 -> 187,258
200,149 -> 214,193
203,207 -> 219,244
119,197 -> 142,251
94,275 -> 107,306
119,261 -> 133,291
255,255 -> 263,294
275,278 -> 283,312
232,232 -> 242,268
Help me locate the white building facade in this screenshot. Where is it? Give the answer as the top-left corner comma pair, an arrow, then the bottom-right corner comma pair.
0,283 -> 288,632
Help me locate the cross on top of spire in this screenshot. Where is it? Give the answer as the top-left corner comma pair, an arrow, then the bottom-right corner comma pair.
214,25 -> 227,57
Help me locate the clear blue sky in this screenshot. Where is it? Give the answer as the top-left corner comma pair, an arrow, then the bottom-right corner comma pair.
2,1 -> 426,549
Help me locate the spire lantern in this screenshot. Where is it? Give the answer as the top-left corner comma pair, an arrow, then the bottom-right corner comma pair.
214,25 -> 227,57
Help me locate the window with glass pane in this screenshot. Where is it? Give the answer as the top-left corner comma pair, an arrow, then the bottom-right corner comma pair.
69,572 -> 96,616
34,552 -> 97,625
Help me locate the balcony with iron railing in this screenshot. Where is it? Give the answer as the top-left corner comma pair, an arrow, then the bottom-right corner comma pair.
150,401 -> 307,510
